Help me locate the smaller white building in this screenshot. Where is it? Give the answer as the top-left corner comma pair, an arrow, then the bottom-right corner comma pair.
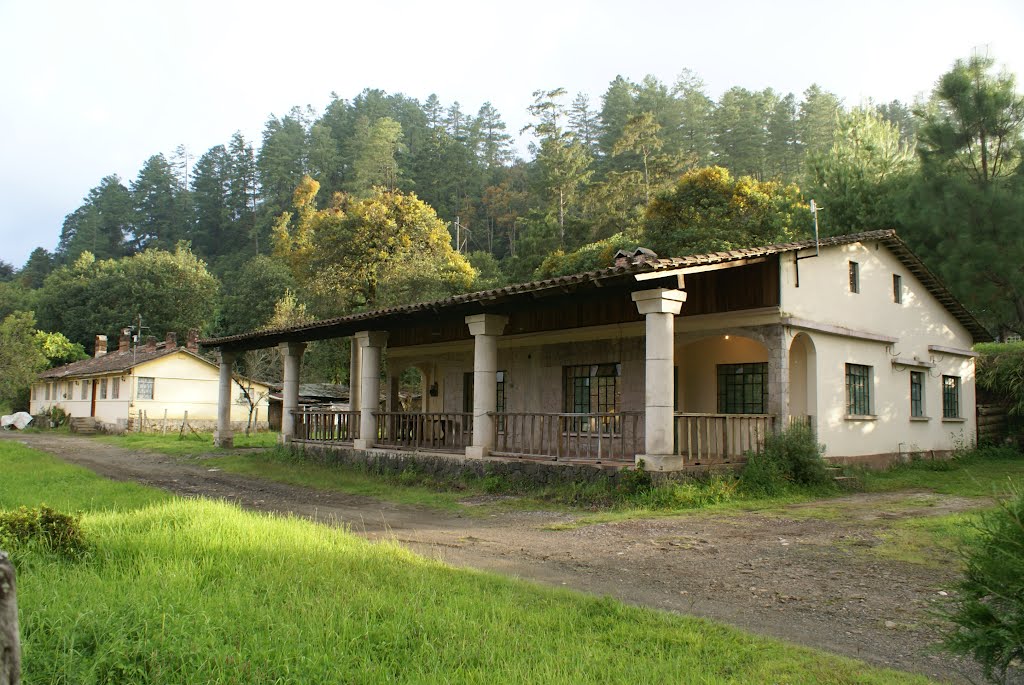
31,331 -> 270,433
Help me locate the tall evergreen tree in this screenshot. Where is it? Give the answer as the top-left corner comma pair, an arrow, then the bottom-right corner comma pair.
56,175 -> 134,263
131,153 -> 190,250
672,69 -> 715,168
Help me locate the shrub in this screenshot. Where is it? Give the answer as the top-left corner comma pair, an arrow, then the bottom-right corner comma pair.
616,462 -> 654,498
741,423 -> 830,495
943,488 -> 1024,684
0,505 -> 87,558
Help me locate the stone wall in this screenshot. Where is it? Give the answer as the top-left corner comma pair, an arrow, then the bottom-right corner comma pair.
292,441 -> 737,486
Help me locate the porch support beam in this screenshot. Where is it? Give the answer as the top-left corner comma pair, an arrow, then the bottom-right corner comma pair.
465,314 -> 509,459
632,288 -> 687,471
213,349 -> 235,448
353,331 -> 388,450
278,342 -> 306,444
349,337 -> 362,417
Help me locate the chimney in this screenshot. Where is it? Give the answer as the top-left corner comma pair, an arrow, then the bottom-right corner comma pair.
186,328 -> 199,352
94,334 -> 108,358
613,249 -> 632,268
165,331 -> 178,348
144,335 -> 157,351
119,328 -> 131,352
631,247 -> 658,264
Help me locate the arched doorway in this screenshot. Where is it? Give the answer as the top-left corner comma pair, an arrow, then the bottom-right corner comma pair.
788,332 -> 817,426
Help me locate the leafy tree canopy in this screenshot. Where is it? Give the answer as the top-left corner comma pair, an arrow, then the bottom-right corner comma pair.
0,311 -> 48,410
272,177 -> 475,317
36,244 -> 219,349
643,166 -> 808,257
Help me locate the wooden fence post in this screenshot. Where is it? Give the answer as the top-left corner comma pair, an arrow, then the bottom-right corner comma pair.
0,551 -> 20,685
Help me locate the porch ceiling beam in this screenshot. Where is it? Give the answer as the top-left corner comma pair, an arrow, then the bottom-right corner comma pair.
634,256 -> 767,281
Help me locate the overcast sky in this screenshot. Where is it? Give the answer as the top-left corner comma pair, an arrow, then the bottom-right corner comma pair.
2,0 -> 1022,267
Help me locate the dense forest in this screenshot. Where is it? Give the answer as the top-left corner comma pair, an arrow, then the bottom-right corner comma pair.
2,53 -> 1023,393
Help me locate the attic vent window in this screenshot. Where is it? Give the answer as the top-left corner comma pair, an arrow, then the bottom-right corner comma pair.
849,261 -> 860,294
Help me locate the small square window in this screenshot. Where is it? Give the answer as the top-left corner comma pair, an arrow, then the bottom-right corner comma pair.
893,274 -> 902,304
942,376 -> 961,419
849,261 -> 860,294
137,377 -> 155,400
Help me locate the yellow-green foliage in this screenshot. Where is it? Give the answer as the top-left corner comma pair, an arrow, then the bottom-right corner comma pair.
975,341 -> 1024,415
272,177 -> 476,316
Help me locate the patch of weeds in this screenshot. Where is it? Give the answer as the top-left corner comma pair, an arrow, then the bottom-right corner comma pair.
740,423 -> 832,496
0,505 -> 88,559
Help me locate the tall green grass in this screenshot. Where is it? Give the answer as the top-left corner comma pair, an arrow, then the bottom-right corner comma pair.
1,442 -> 932,684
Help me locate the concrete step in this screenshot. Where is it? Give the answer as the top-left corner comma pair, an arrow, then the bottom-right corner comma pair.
70,417 -> 98,434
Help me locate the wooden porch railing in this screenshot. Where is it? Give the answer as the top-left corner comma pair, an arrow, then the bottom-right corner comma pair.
293,409 -> 360,442
491,412 -> 642,463
674,413 -> 775,464
373,412 -> 473,452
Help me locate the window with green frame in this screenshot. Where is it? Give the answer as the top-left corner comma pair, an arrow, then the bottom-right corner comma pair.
942,375 -> 961,418
463,371 -> 507,428
845,363 -> 872,415
910,370 -> 924,417
563,364 -> 620,430
716,363 -> 767,414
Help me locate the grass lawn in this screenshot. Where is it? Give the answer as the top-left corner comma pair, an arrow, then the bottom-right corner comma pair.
0,441 -> 936,685
859,446 -> 1024,496
95,430 -> 278,457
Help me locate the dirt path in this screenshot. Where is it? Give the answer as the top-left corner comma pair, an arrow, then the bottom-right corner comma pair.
6,432 -> 987,683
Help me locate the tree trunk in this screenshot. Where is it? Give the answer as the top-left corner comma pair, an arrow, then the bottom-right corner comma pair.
0,552 -> 20,685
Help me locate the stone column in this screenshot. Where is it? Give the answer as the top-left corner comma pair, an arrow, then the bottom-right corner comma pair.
349,337 -> 361,416
353,331 -> 388,450
279,341 -> 306,444
763,324 -> 790,430
213,349 -> 236,447
465,314 -> 509,458
631,288 -> 687,471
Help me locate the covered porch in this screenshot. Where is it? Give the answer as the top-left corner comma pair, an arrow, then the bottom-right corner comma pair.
203,250 -> 813,471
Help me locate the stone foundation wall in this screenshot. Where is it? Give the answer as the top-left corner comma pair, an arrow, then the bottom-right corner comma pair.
292,441 -> 738,486
825,450 -> 955,470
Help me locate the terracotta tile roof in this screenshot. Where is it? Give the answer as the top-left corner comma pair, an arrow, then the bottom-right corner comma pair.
37,345 -> 207,379
201,230 -> 991,349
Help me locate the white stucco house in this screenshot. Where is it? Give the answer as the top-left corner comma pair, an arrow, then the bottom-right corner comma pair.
31,331 -> 270,433
201,230 -> 988,468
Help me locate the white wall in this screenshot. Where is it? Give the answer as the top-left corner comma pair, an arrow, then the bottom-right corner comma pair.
781,241 -> 977,458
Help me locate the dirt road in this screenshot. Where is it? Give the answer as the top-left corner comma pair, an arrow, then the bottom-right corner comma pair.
5,432 -> 987,683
